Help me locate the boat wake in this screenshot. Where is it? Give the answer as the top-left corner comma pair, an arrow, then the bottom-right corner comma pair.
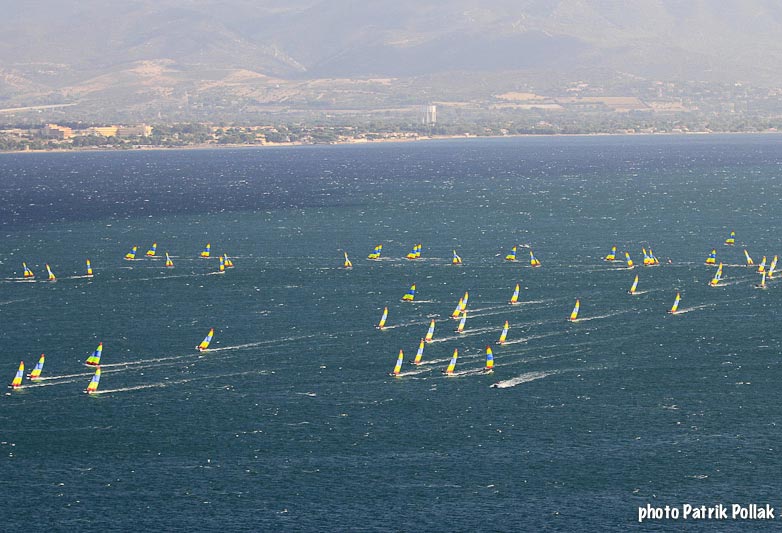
491,370 -> 558,388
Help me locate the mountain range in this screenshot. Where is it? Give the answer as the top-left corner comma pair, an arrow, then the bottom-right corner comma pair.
2,0 -> 781,121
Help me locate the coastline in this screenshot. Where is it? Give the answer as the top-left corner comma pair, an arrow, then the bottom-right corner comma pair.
1,130 -> 779,155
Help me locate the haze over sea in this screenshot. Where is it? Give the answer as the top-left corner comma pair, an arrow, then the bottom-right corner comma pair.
1,135 -> 781,531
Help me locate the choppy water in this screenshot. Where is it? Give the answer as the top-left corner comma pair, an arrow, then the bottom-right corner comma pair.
1,136 -> 781,531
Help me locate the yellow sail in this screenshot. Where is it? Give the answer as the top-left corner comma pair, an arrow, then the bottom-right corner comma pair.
604,246 -> 617,261
443,348 -> 458,375
625,252 -> 634,269
413,339 -> 425,365
377,307 -> 388,329
455,312 -> 467,333
509,283 -> 520,304
628,275 -> 639,295
391,350 -> 404,377
669,292 -> 681,314
343,252 -> 353,268
569,299 -> 580,321
744,249 -> 754,266
497,321 -> 509,344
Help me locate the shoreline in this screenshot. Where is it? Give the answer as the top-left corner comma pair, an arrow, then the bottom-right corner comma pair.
1,130 -> 780,155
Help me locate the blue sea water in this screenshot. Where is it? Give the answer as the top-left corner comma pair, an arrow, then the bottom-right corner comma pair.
1,135 -> 781,531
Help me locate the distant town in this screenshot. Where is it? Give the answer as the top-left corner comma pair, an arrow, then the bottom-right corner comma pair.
4,78 -> 782,152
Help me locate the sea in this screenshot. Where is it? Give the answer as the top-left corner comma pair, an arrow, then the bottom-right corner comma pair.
1,135 -> 781,532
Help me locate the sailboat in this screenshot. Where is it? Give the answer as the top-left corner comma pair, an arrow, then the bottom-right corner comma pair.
145,243 -> 157,257
86,259 -> 94,277
376,307 -> 389,330
705,249 -> 717,265
442,348 -> 458,376
451,298 -> 463,319
509,283 -> 520,304
22,262 -> 35,279
767,255 -> 778,279
27,354 -> 45,381
628,274 -> 639,295
424,320 -> 435,342
642,248 -> 654,266
217,256 -> 226,274
85,342 -> 103,366
604,246 -> 618,261
624,252 -> 634,269
744,249 -> 754,266
343,252 -> 353,269
390,350 -> 404,377
569,299 -> 580,321
505,246 -> 518,261
452,250 -> 463,265
124,246 -> 138,260
9,361 -> 24,389
461,291 -> 469,309
223,254 -> 234,268
648,248 -> 660,265
85,366 -> 101,394
196,328 -> 214,351
756,270 -> 768,290
455,312 -> 467,333
406,243 -> 422,260
165,252 -> 174,268
668,292 -> 681,314
402,284 -> 416,302
200,243 -> 211,258
496,321 -> 509,345
529,250 -> 541,267
725,231 -> 735,246
412,339 -> 425,365
758,256 -> 767,274
367,244 -> 382,260
484,346 -> 494,373
45,264 -> 56,282
712,263 -> 724,284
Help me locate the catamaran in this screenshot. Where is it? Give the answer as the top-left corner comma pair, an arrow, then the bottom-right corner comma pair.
604,246 -> 618,261
768,256 -> 778,279
642,248 -> 653,266
709,263 -> 723,287
86,259 -> 94,277
705,249 -> 717,265
424,319 -> 435,342
9,361 -> 24,389
484,346 -> 494,373
455,312 -> 467,333
452,250 -> 463,265
200,243 -> 211,258
529,250 -> 541,267
402,284 -> 416,302
406,243 -> 422,260
27,354 -> 45,381
165,252 -> 174,268
648,248 -> 660,265
45,264 -> 56,282
367,244 -> 382,260
628,274 -> 639,295
85,366 -> 101,394
376,307 -> 389,329
442,348 -> 458,376
85,342 -> 103,366
668,292 -> 681,314
758,256 -> 767,274
569,299 -> 580,321
624,252 -> 634,269
725,231 -> 735,246
509,283 -> 520,304
390,350 -> 404,377
146,243 -> 157,257
412,339 -> 425,365
197,328 -> 214,351
22,262 -> 34,279
505,246 -> 518,261
497,320 -> 509,345
343,252 -> 353,269
756,271 -> 768,289
124,246 -> 138,260
223,254 -> 234,268
744,249 -> 754,266
217,256 -> 226,274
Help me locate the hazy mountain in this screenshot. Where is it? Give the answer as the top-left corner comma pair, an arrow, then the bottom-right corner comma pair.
2,0 -> 782,119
